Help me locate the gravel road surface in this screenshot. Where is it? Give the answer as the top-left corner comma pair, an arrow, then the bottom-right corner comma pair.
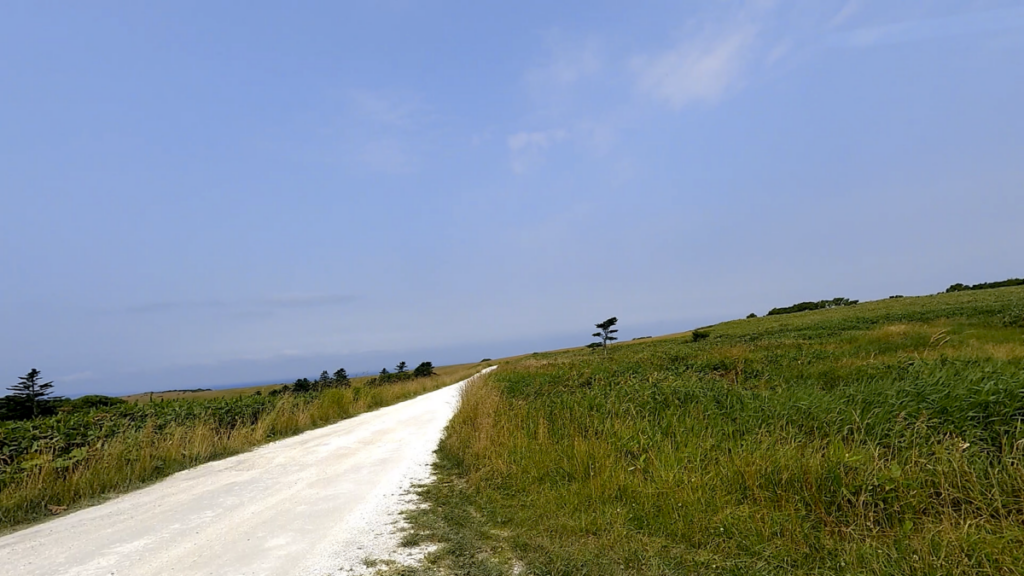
0,367 -> 495,576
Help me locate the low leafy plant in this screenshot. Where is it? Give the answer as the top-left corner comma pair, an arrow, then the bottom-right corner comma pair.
1000,304 -> 1024,327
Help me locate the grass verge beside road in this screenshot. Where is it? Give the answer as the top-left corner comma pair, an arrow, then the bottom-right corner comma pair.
0,363 -> 486,532
401,288 -> 1024,575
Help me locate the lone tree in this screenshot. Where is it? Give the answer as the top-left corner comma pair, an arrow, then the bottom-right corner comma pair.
413,361 -> 435,378
333,368 -> 350,388
316,370 -> 332,391
592,317 -> 619,353
395,361 -> 408,374
7,369 -> 58,419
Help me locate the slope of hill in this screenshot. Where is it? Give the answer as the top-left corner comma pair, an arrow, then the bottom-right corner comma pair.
403,287 -> 1024,575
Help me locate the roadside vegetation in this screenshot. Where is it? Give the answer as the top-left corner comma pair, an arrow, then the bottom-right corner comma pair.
0,361 -> 486,531
401,286 -> 1024,575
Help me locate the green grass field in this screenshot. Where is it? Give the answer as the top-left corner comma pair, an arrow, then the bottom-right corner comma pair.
400,287 -> 1024,575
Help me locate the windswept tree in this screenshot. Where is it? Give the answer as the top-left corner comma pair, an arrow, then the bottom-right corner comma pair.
6,369 -> 60,419
592,317 -> 619,353
395,361 -> 408,374
413,362 -> 435,378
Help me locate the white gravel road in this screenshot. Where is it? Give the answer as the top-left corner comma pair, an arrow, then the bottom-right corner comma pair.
0,367 -> 495,576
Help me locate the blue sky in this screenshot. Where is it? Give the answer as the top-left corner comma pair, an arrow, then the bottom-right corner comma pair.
2,1 -> 1022,396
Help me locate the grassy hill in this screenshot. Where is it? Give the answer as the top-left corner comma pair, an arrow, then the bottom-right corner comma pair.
402,287 -> 1024,575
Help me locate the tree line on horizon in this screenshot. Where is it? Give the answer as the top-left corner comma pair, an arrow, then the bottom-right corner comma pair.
1,359 -> 439,422
766,297 -> 860,317
945,278 -> 1024,293
752,277 -> 1022,319
363,361 -> 436,386
244,360 -> 437,395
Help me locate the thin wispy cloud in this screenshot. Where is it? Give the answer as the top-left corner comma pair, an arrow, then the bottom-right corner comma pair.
632,25 -> 758,109
508,130 -> 568,151
262,294 -> 359,308
57,371 -> 97,382
764,39 -> 792,67
507,129 -> 569,173
829,0 -> 863,28
525,38 -> 602,99
574,120 -> 616,156
349,91 -> 426,128
344,91 -> 432,172
125,300 -> 227,314
125,294 -> 358,314
833,7 -> 1024,48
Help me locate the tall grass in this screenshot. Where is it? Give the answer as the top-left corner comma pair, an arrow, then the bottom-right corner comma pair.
0,364 -> 485,532
411,287 -> 1024,575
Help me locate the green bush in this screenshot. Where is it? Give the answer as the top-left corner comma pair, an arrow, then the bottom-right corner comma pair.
767,297 -> 859,316
69,395 -> 127,410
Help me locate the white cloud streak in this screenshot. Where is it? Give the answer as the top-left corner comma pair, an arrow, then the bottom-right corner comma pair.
507,129 -> 569,173
833,6 -> 1024,48
124,294 -> 359,314
349,91 -> 423,127
507,129 -> 568,152
632,25 -> 758,109
57,371 -> 97,382
526,40 -> 602,91
829,0 -> 863,28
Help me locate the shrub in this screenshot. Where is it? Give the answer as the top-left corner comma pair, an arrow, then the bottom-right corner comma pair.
413,362 -> 436,378
691,330 -> 710,342
70,395 -> 126,410
1001,305 -> 1024,328
292,378 -> 313,393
